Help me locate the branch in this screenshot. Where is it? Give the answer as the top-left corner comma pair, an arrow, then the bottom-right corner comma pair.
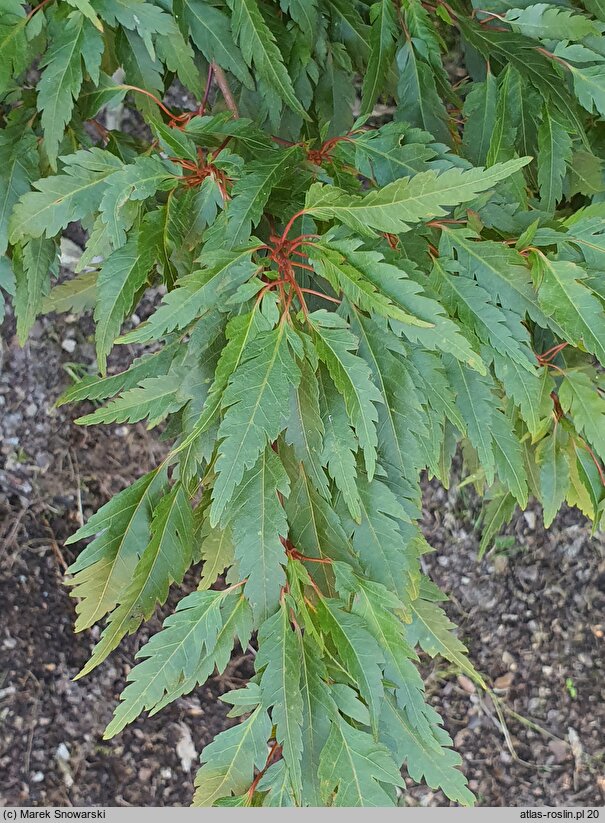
212,63 -> 239,118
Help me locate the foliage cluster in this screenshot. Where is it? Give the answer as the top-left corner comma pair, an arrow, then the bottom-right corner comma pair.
2,0 -> 605,806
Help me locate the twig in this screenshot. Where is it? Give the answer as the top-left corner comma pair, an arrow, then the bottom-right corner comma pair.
212,63 -> 239,118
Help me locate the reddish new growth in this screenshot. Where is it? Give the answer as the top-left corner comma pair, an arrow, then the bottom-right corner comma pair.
257,210 -> 340,319
306,134 -> 354,166
171,146 -> 232,200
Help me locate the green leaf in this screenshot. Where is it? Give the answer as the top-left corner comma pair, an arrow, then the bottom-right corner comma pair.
570,63 -> 605,117
316,597 -> 385,732
432,258 -> 534,371
65,468 -> 168,632
537,106 -> 572,213
193,706 -> 271,806
225,147 -> 302,247
396,41 -> 450,145
349,579 -> 439,745
285,356 -> 329,498
491,410 -> 529,506
492,352 -> 552,438
94,226 -> 159,374
462,70 -> 497,166
257,603 -> 304,803
43,270 -> 97,315
0,128 -> 38,256
95,0 -> 172,54
317,367 -> 362,521
76,483 -> 194,678
505,3 -> 599,40
119,248 -> 258,344
13,237 -> 58,343
150,594 -> 253,714
559,370 -> 605,461
103,591 -> 250,740
99,156 -> 177,249
305,158 -> 530,235
0,1 -> 29,93
226,0 -> 310,122
104,588 -> 237,736
57,344 -> 178,406
537,427 -> 569,527
445,356 -> 497,485
478,491 -> 517,559
405,596 -> 485,688
311,236 -> 432,327
380,695 -> 475,806
37,13 -> 104,165
309,311 -> 381,480
361,0 -> 398,116
535,255 -> 605,366
440,227 -> 557,333
76,368 -> 186,427
318,718 -> 404,806
211,324 -> 301,525
225,447 -> 290,620
10,149 -> 123,242
180,0 -> 252,88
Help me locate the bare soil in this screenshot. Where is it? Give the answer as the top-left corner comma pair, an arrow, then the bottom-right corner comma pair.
1,275 -> 604,807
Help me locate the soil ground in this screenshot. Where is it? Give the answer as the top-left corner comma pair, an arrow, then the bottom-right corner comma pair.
0,256 -> 604,807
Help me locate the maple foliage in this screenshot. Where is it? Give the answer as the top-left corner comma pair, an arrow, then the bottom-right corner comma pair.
3,0 -> 605,807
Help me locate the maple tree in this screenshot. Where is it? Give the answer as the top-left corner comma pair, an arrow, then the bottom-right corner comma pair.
3,0 -> 605,807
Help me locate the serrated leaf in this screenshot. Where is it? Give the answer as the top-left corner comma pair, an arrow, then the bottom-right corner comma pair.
57,343 -> 178,406
0,128 -> 37,256
13,237 -> 58,343
94,226 -> 159,374
76,368 -> 186,427
76,483 -> 194,678
537,426 -> 569,527
361,0 -> 398,116
211,324 -> 301,526
225,447 -> 290,620
226,0 -> 310,121
180,0 -> 252,88
257,603 -> 304,803
537,106 -> 572,213
10,149 -> 123,242
119,248 -> 258,344
225,147 -> 302,247
104,588 -> 233,736
478,491 -> 517,559
318,718 -> 403,806
316,598 -> 384,732
99,156 -> 177,249
311,236 -> 431,327
405,596 -> 485,687
37,13 -> 104,165
66,468 -> 168,632
285,357 -> 329,498
309,311 -> 381,480
306,158 -> 530,235
505,3 -> 599,40
491,410 -> 529,506
193,706 -> 271,806
445,355 -> 497,485
535,255 -> 605,366
43,270 -> 97,315
559,370 -> 605,461
380,695 -> 475,806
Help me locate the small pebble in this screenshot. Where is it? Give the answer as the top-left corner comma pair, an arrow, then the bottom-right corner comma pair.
61,339 -> 76,354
